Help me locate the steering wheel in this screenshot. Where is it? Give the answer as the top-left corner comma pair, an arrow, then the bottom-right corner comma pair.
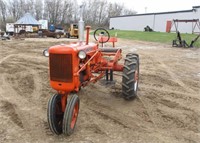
94,28 -> 110,43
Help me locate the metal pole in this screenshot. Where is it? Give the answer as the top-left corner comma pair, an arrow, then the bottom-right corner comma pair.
110,70 -> 113,81
78,5 -> 85,43
106,70 -> 109,81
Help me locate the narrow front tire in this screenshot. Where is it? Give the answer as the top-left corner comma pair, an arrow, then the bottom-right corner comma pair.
47,94 -> 63,135
62,94 -> 80,135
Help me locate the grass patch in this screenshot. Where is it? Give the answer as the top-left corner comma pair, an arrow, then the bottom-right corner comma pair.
107,30 -> 200,47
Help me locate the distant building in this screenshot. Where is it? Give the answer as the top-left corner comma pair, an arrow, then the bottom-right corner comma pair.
109,6 -> 200,33
14,13 -> 41,34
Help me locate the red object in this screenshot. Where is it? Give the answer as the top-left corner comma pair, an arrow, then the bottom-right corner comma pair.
45,25 -> 141,137
98,36 -> 118,47
46,26 -> 128,136
70,101 -> 79,129
166,20 -> 172,33
48,27 -> 123,112
86,26 -> 91,45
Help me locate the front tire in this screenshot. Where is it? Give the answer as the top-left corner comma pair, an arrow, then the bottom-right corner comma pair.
62,94 -> 80,136
47,94 -> 63,135
122,53 -> 139,100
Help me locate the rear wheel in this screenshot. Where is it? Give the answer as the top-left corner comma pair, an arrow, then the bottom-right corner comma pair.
62,94 -> 80,135
122,53 -> 139,100
47,94 -> 63,135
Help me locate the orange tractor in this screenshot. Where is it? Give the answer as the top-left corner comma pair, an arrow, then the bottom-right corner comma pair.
43,6 -> 139,136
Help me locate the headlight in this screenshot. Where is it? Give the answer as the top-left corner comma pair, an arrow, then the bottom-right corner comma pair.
43,49 -> 49,57
78,51 -> 86,59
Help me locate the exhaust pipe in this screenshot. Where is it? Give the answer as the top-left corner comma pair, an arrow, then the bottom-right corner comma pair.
79,5 -> 84,43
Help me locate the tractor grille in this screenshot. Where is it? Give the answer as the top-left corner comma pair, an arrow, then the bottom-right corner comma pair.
50,54 -> 73,82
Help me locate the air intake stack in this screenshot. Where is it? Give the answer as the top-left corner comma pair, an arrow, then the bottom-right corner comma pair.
79,5 -> 84,43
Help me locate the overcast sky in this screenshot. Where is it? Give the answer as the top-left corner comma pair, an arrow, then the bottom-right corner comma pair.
105,0 -> 200,13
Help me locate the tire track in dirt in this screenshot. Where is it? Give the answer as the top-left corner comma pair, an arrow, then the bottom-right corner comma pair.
140,53 -> 196,94
82,94 -> 151,130
109,81 -> 160,129
111,82 -> 193,140
0,75 -> 33,141
141,88 -> 200,128
157,60 -> 197,94
0,54 -> 16,65
78,84 -> 191,143
124,45 -> 200,142
140,84 -> 200,106
0,100 -> 24,128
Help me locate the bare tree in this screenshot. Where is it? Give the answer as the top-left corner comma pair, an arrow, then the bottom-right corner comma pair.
44,0 -> 63,24
122,8 -> 137,15
34,0 -> 43,20
24,0 -> 34,15
0,0 -> 6,23
7,0 -> 24,20
60,0 -> 76,25
0,0 -> 137,29
108,3 -> 124,17
82,0 -> 108,27
82,0 -> 92,25
97,0 -> 108,26
81,0 -> 136,28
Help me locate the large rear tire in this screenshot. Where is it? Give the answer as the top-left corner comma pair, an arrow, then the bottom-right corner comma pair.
62,94 -> 80,136
122,53 -> 139,100
47,94 -> 63,135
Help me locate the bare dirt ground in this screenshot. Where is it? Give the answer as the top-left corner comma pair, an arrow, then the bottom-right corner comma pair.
0,37 -> 200,143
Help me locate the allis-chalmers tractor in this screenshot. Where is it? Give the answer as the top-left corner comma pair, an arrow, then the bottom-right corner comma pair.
43,7 -> 139,136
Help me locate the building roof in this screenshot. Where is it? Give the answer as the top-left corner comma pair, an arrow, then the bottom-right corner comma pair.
193,6 -> 200,8
15,13 -> 40,25
110,6 -> 199,18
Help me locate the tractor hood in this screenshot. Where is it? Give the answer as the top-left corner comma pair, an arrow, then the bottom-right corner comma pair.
48,43 -> 98,55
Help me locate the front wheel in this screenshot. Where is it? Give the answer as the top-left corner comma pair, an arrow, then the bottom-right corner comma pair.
122,53 -> 139,100
62,94 -> 80,136
47,94 -> 63,135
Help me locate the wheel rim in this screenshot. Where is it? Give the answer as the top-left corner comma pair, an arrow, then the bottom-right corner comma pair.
70,101 -> 79,129
134,70 -> 139,91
